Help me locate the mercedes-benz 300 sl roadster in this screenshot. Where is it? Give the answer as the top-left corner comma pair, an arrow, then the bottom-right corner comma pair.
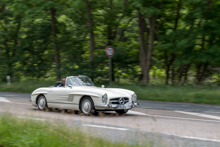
30,75 -> 139,115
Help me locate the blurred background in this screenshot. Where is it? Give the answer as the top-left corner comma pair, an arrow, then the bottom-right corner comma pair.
0,0 -> 220,87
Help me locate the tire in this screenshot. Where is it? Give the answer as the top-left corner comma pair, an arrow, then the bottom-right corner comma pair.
37,95 -> 48,110
115,109 -> 128,114
80,97 -> 96,115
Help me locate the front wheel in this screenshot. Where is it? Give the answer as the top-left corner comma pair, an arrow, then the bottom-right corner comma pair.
115,109 -> 128,114
37,95 -> 48,110
80,97 -> 96,115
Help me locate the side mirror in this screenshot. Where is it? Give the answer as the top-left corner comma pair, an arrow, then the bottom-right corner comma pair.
68,85 -> 72,89
101,85 -> 105,88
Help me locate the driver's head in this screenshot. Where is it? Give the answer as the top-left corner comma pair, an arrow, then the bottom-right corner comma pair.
61,77 -> 66,85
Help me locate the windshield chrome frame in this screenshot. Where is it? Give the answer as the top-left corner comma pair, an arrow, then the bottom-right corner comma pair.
65,76 -> 95,87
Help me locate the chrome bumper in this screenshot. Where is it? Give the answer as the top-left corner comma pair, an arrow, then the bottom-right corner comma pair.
95,102 -> 139,110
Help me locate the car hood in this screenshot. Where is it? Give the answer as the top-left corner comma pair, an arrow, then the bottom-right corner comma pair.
81,86 -> 134,99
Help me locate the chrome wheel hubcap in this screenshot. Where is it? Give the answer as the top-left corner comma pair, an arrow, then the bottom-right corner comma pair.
38,97 -> 46,109
82,100 -> 91,114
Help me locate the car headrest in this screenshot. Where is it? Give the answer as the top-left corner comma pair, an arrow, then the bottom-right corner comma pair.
55,81 -> 62,86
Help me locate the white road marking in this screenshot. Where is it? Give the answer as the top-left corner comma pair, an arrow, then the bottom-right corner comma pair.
144,113 -> 220,123
17,116 -> 45,121
175,111 -> 220,120
203,111 -> 220,114
83,124 -> 128,131
128,110 -> 147,116
0,98 -> 31,105
0,97 -> 11,102
171,134 -> 220,143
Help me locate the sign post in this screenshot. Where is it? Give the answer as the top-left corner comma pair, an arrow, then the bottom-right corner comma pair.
105,46 -> 114,86
6,75 -> 11,85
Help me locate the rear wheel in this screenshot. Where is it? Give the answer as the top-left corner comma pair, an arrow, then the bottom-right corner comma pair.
115,109 -> 128,114
37,95 -> 48,110
80,97 -> 96,115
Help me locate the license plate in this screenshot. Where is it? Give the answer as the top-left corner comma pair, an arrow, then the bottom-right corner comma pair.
124,103 -> 131,109
117,104 -> 131,109
117,105 -> 123,109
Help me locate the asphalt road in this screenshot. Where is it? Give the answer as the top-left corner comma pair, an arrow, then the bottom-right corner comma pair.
0,91 -> 220,147
1,91 -> 220,114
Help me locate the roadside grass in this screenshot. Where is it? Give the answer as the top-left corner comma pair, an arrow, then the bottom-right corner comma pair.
0,80 -> 54,93
111,84 -> 220,105
0,80 -> 220,105
0,115 -> 144,147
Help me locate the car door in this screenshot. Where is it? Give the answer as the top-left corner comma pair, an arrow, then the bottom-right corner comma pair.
47,87 -> 68,105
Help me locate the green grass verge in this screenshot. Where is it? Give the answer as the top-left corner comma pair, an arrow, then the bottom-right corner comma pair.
112,85 -> 220,105
0,80 -> 220,105
0,80 -> 55,93
0,115 -> 143,147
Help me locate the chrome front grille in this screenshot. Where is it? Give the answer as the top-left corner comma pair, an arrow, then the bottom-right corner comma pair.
109,97 -> 129,105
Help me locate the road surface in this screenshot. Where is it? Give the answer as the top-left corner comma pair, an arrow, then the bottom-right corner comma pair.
0,91 -> 220,147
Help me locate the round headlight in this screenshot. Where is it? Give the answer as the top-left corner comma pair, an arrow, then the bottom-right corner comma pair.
132,93 -> 137,102
102,93 -> 108,104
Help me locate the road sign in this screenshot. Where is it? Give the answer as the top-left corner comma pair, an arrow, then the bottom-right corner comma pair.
105,46 -> 114,86
105,46 -> 114,57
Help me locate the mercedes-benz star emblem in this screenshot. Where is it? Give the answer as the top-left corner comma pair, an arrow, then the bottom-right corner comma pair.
119,97 -> 125,105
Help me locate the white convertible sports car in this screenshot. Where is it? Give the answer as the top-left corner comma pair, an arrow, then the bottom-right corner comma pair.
30,75 -> 139,115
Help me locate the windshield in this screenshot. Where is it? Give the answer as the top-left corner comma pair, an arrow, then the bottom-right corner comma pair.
65,76 -> 95,86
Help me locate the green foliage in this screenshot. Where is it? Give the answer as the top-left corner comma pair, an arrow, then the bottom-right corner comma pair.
0,0 -> 220,85
0,115 -> 144,147
0,80 -> 54,93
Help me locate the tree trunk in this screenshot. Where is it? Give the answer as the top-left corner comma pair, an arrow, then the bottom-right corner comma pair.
164,51 -> 169,85
197,63 -> 208,84
196,35 -> 205,84
171,0 -> 181,85
174,0 -> 182,31
171,66 -> 175,85
85,0 -> 95,63
171,54 -> 176,85
165,65 -> 170,85
1,6 -> 13,78
13,17 -> 21,57
137,10 -> 147,84
165,53 -> 175,85
196,64 -> 202,84
145,17 -> 156,85
50,8 -> 60,81
184,64 -> 190,83
178,65 -> 184,84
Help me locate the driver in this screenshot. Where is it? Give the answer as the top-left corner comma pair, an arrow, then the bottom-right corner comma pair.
56,77 -> 66,87
61,77 -> 66,86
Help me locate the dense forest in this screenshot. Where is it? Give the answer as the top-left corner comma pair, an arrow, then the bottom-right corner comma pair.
0,0 -> 220,85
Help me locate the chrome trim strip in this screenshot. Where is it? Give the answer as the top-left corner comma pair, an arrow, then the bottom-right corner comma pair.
95,102 -> 138,110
